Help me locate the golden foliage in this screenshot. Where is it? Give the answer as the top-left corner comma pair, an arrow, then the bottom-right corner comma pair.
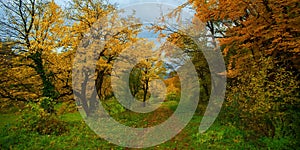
189,0 -> 300,76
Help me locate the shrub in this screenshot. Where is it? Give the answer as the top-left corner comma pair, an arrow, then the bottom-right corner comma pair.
225,57 -> 300,143
19,97 -> 68,135
39,97 -> 55,113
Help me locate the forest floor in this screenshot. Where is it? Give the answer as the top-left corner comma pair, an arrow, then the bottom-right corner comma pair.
0,104 -> 285,149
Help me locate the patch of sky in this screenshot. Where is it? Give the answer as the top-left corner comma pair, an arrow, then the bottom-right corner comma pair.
114,1 -> 196,73
118,1 -> 194,45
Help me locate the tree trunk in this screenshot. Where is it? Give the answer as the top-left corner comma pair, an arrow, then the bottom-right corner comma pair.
31,51 -> 57,99
143,79 -> 149,107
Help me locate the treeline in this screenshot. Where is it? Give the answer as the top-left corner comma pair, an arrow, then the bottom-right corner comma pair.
0,0 -> 299,147
154,0 -> 300,147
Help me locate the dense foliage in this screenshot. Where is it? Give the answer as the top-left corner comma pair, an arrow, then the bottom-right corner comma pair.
0,0 -> 299,149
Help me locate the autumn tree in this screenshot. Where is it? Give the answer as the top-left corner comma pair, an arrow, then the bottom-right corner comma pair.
166,32 -> 212,103
164,73 -> 180,98
187,0 -> 300,143
129,67 -> 142,98
69,0 -> 142,116
0,0 -> 70,101
151,15 -> 221,112
133,56 -> 166,107
112,39 -> 166,108
49,50 -> 74,102
67,0 -> 115,49
188,0 -> 300,76
0,39 -> 38,112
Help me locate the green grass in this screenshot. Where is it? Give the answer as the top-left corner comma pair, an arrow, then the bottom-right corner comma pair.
60,112 -> 82,122
0,105 -> 294,149
0,113 -> 18,127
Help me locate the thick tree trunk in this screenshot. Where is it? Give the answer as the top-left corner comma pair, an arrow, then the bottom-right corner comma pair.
31,51 -> 57,99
